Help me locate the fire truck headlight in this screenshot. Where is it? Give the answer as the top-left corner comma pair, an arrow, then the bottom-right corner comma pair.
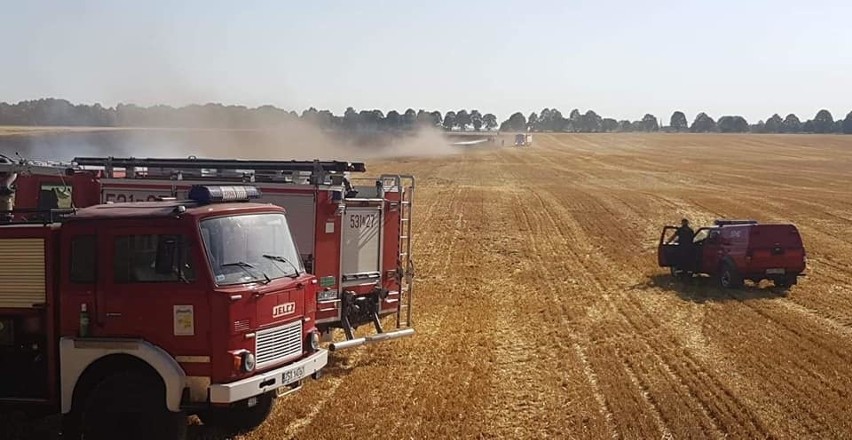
309,331 -> 320,352
241,351 -> 256,373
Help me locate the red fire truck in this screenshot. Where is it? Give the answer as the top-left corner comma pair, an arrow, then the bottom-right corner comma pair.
0,176 -> 327,438
4,155 -> 415,351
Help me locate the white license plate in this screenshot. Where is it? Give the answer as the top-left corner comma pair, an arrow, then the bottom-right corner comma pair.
766,268 -> 785,275
281,366 -> 305,385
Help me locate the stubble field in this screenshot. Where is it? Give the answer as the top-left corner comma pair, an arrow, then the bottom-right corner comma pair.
251,133 -> 852,439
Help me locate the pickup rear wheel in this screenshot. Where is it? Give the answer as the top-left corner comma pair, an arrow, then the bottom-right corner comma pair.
198,391 -> 275,437
719,264 -> 743,289
776,277 -> 796,288
80,370 -> 186,440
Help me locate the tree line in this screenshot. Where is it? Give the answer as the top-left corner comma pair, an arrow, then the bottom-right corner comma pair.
501,109 -> 852,134
1,99 -> 851,134
0,99 -> 500,132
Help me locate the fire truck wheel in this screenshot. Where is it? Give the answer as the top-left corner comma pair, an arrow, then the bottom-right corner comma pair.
198,391 -> 275,436
79,370 -> 187,440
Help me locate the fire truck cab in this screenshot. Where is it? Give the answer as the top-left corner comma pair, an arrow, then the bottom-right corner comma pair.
0,184 -> 327,439
8,156 -> 417,352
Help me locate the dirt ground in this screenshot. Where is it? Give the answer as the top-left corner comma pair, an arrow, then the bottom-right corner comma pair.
3,131 -> 852,439
247,133 -> 852,439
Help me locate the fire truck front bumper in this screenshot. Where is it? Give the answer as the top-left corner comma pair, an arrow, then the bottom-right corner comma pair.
209,349 -> 328,404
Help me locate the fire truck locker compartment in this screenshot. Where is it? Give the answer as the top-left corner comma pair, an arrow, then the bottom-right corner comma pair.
0,238 -> 46,308
341,207 -> 382,283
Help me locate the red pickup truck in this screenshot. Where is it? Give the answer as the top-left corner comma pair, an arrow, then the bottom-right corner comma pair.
658,220 -> 807,288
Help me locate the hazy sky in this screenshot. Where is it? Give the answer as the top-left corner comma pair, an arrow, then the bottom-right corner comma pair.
2,0 -> 851,122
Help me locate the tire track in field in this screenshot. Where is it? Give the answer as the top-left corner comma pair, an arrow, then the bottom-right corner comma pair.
510,150 -> 784,438
515,135 -> 852,438
642,198 -> 851,436
503,155 -> 735,438
619,188 -> 852,437
523,187 -> 764,439
500,189 -> 620,439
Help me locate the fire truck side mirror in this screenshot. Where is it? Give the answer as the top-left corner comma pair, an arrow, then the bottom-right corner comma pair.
155,238 -> 177,274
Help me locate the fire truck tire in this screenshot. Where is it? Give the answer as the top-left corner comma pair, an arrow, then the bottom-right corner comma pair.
79,370 -> 187,440
198,391 -> 275,436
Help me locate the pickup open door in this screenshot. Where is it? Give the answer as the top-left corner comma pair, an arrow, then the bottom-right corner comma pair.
657,226 -> 679,267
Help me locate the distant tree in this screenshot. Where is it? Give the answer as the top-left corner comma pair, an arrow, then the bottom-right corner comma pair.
717,115 -> 750,133
483,113 -> 498,131
764,114 -> 783,133
690,112 -> 717,133
343,107 -> 359,130
537,108 -> 565,132
430,111 -> 443,127
568,109 -> 581,132
617,120 -> 632,132
752,120 -> 766,133
602,118 -> 618,132
358,109 -> 384,131
402,108 -> 417,129
641,114 -> 659,132
314,109 -> 334,129
415,109 -> 433,128
843,111 -> 852,134
385,110 -> 402,129
442,111 -> 456,131
470,110 -> 483,131
833,120 -> 844,133
582,110 -> 603,132
782,114 -> 802,133
499,112 -> 527,131
802,120 -> 815,133
813,109 -> 834,133
455,110 -> 471,131
670,111 -> 688,132
527,112 -> 538,131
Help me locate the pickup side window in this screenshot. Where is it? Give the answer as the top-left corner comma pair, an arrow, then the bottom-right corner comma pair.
113,234 -> 196,283
70,235 -> 97,283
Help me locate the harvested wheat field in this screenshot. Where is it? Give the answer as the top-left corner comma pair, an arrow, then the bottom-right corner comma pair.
244,133 -> 852,440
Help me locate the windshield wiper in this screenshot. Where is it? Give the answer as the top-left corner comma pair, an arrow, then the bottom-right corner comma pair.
262,254 -> 300,279
221,261 -> 271,284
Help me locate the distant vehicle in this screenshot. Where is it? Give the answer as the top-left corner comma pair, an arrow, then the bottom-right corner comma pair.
658,219 -> 807,288
514,133 -> 532,146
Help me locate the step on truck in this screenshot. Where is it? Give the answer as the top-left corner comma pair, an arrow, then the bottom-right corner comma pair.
4,155 -> 416,351
0,179 -> 327,439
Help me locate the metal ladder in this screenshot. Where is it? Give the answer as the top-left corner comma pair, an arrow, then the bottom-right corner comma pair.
382,174 -> 415,329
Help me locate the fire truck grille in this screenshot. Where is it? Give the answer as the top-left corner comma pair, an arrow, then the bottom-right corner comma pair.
255,320 -> 303,369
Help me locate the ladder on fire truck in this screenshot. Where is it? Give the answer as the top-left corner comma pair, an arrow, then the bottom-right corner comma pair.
382,174 -> 415,329
73,156 -> 365,180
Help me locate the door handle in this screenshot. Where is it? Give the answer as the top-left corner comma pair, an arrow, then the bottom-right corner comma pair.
105,312 -> 122,318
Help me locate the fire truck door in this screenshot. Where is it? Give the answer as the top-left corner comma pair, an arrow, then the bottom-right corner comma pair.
98,228 -> 207,347
341,206 -> 383,284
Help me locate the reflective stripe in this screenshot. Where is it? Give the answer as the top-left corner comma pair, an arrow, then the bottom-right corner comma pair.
175,356 -> 211,364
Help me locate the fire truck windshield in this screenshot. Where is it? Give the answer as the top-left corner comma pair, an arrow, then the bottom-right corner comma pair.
200,213 -> 304,285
